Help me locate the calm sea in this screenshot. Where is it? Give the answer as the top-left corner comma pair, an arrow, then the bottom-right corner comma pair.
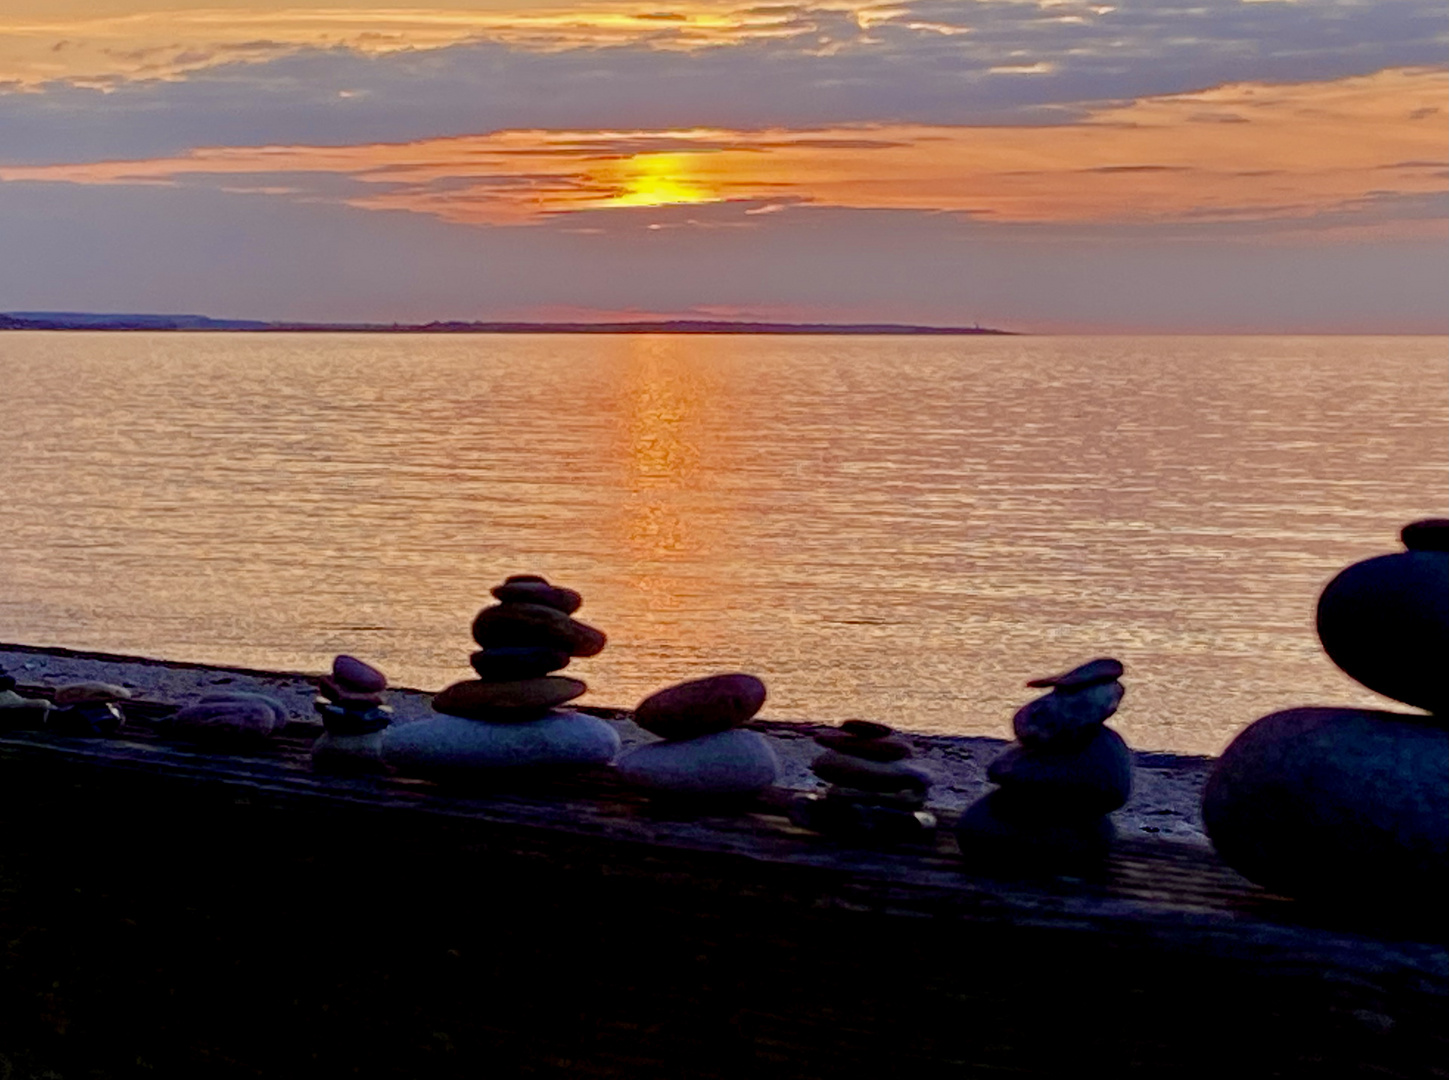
1,332 -> 1444,754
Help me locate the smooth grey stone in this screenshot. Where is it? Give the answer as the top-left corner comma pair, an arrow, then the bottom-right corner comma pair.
1402,518 -> 1449,552
813,731 -> 912,761
312,729 -> 388,773
1203,707 -> 1448,904
333,654 -> 387,692
1027,657 -> 1124,690
1316,549 -> 1449,715
0,690 -> 52,729
471,603 -> 607,657
200,691 -> 289,727
634,673 -> 767,740
170,699 -> 283,741
432,676 -> 586,717
811,751 -> 931,793
1012,681 -> 1124,747
470,647 -> 570,681
490,580 -> 583,614
616,729 -> 779,796
955,790 -> 1115,871
987,726 -> 1133,815
381,710 -> 620,775
54,681 -> 131,705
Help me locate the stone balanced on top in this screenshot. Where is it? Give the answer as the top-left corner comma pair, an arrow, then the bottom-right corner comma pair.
955,658 -> 1132,870
792,720 -> 936,841
312,655 -> 393,771
1203,520 -> 1449,907
616,673 -> 778,799
381,574 -> 620,777
48,681 -> 132,737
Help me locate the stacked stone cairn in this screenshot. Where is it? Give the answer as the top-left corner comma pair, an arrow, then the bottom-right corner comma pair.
382,574 -> 620,778
0,668 -> 55,728
955,658 -> 1131,871
792,720 -> 936,841
1204,519 -> 1448,908
168,689 -> 290,744
48,681 -> 132,737
312,655 -> 393,771
616,674 -> 778,800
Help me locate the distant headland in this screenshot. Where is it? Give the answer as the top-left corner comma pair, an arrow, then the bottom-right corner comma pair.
0,311 -> 1014,335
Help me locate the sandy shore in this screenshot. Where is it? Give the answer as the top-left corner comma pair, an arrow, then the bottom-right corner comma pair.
1,640 -> 1215,846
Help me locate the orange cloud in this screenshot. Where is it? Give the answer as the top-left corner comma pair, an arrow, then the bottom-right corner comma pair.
4,68 -> 1444,233
0,3 -> 867,86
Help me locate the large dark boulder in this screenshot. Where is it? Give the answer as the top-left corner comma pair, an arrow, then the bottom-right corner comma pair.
1203,707 -> 1448,906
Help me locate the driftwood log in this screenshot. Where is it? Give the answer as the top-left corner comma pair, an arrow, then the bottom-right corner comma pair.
1,714 -> 1444,1079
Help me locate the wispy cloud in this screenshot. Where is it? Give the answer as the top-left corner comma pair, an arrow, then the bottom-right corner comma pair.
2,0 -> 1444,165
5,69 -> 1442,234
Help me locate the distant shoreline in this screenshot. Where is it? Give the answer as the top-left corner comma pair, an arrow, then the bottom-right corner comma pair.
1,312 -> 1014,336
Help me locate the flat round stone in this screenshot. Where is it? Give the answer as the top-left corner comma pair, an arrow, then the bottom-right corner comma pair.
490,581 -> 583,614
199,691 -> 290,727
955,790 -> 1115,871
633,673 -> 767,740
811,750 -> 931,793
839,719 -> 893,739
616,729 -> 779,796
471,603 -> 607,657
1026,657 -> 1124,690
986,726 -> 1132,815
1203,706 -> 1448,904
169,699 -> 284,742
381,710 -> 620,776
316,675 -> 384,706
312,729 -> 389,773
812,731 -> 912,761
333,655 -> 387,692
470,647 -> 571,681
503,573 -> 550,585
1401,519 -> 1449,552
433,676 -> 586,717
53,681 -> 132,705
1316,549 -> 1449,714
1012,680 -> 1124,747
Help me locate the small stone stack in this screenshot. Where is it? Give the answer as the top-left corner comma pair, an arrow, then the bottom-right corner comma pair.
617,674 -> 778,799
312,655 -> 393,771
793,720 -> 936,841
1204,520 -> 1448,907
48,681 -> 132,737
956,658 -> 1131,871
382,574 -> 620,777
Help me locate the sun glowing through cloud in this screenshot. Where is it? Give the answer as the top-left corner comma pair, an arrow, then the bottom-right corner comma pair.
606,153 -> 719,208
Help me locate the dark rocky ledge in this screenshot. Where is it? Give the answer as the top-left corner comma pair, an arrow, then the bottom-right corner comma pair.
1,642 -> 1444,1078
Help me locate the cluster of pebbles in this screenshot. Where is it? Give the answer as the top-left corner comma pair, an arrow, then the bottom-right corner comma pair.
616,673 -> 778,799
956,658 -> 1131,870
312,655 -> 394,770
381,575 -> 620,777
791,720 -> 936,841
1204,519 -> 1448,906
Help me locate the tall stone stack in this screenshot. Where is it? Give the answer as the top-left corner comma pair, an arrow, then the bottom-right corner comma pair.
382,574 -> 620,778
793,720 -> 936,841
955,658 -> 1132,871
1203,520 -> 1449,907
312,655 -> 394,771
616,674 -> 779,800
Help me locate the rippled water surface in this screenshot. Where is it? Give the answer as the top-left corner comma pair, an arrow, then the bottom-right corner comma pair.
2,332 -> 1444,753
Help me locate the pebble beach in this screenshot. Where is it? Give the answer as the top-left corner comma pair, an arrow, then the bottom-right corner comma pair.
0,639 -> 1214,846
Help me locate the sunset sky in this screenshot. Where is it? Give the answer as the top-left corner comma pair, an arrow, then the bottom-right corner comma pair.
1,1 -> 1444,330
